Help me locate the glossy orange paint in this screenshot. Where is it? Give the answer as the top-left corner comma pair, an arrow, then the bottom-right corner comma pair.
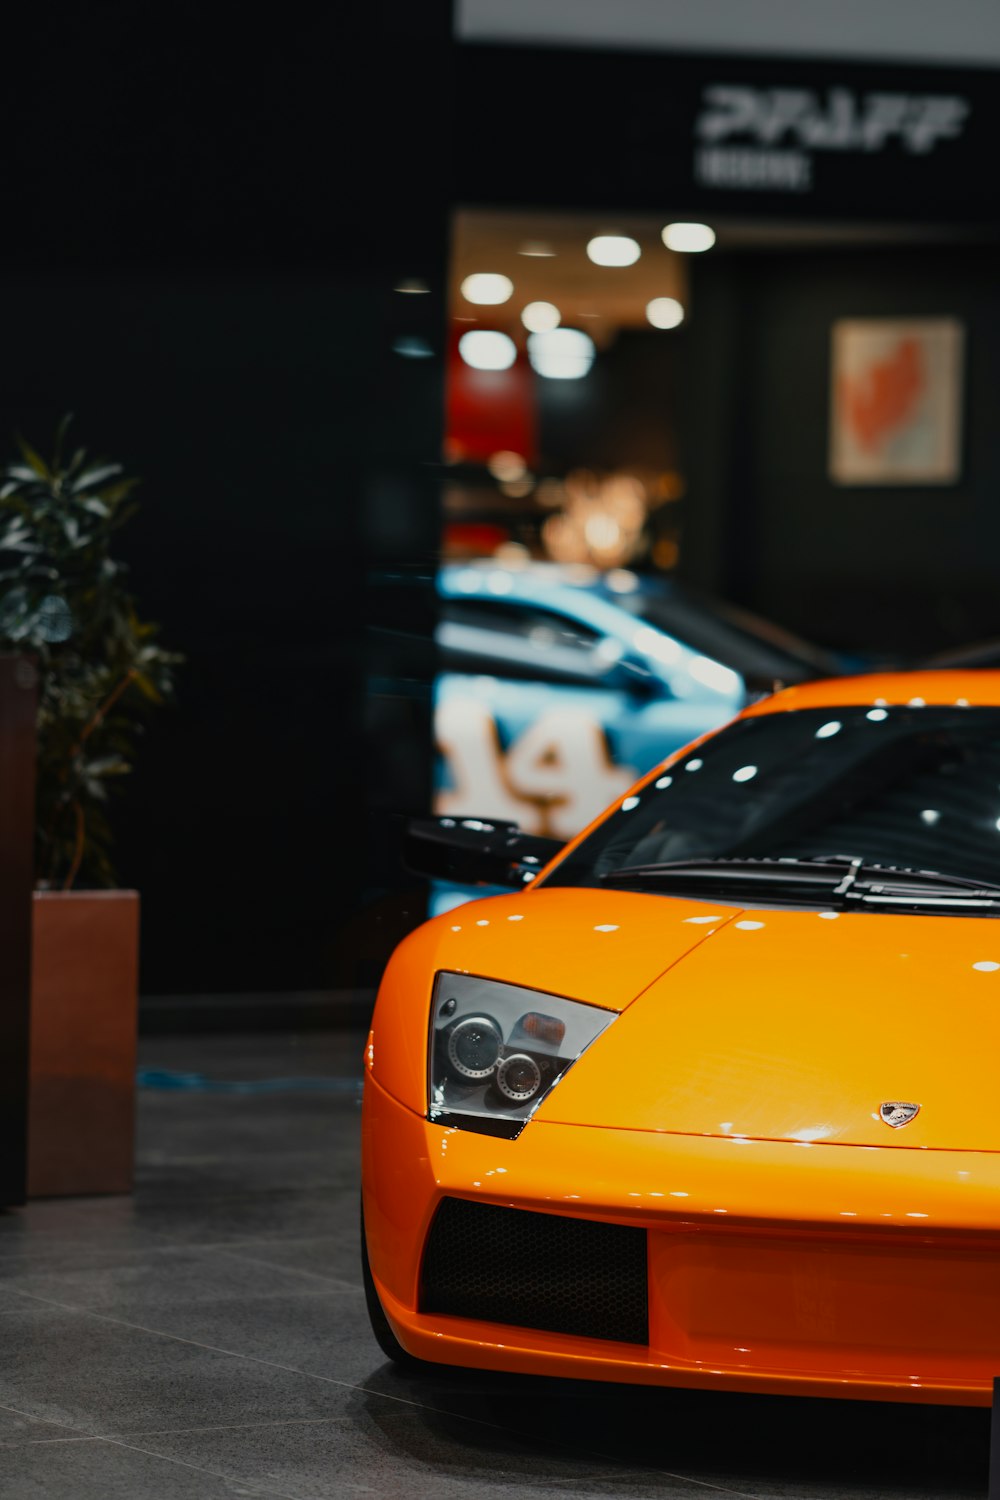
361,673 -> 1000,1404
542,904 -> 1000,1151
368,888 -> 743,1116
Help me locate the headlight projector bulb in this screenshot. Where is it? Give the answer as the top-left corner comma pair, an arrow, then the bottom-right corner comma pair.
446,1015 -> 503,1080
496,1052 -> 542,1102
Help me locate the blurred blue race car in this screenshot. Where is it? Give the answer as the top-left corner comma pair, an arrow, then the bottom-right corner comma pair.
434,562 -> 845,862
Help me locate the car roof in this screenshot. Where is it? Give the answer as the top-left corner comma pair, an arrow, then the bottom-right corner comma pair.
438,562 -> 657,640
746,670 -> 1000,715
439,561 -> 631,609
438,562 -> 831,681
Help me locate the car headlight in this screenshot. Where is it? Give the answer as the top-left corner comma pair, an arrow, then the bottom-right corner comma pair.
428,972 -> 616,1138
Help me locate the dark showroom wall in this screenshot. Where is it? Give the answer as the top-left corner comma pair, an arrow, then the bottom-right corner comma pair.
682,244 -> 1000,656
0,4 -> 453,994
537,330 -> 683,476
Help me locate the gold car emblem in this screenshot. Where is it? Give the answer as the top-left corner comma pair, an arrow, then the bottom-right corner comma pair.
879,1101 -> 920,1129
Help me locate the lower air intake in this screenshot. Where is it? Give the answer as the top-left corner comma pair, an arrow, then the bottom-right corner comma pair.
420,1197 -> 648,1345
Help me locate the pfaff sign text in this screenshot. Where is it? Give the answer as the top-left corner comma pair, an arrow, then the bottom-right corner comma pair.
694,84 -> 970,193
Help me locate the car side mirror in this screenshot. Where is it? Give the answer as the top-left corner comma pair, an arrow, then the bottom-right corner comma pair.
403,817 -> 564,889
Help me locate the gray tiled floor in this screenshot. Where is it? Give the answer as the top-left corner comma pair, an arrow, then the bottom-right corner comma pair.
0,1030 -> 990,1499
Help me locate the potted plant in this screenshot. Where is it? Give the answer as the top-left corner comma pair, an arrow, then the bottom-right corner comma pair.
0,419 -> 179,1195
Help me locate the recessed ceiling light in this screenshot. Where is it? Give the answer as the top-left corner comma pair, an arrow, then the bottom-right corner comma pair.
394,279 -> 430,294
517,241 -> 556,257
460,273 -> 514,305
586,235 -> 641,267
527,328 -> 596,380
521,301 -> 560,333
646,297 -> 685,329
458,330 -> 517,371
662,222 -> 716,253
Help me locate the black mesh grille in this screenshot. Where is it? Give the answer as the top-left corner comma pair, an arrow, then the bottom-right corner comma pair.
420,1197 -> 648,1345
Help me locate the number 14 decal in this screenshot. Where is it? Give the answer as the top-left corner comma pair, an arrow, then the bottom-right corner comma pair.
435,697 -> 634,840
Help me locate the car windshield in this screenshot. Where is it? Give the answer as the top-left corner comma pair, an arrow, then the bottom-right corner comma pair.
543,704 -> 1000,901
625,585 -> 837,688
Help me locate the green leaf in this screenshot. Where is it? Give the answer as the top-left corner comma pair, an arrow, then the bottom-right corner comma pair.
108,500 -> 140,531
130,669 -> 164,705
1,419 -> 179,886
100,478 -> 139,506
73,463 -> 122,493
15,436 -> 50,479
83,755 -> 130,777
52,413 -> 74,471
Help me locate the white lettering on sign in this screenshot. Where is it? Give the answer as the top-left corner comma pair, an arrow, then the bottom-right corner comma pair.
435,697 -> 634,840
696,85 -> 969,155
694,84 -> 969,192
695,146 -> 811,191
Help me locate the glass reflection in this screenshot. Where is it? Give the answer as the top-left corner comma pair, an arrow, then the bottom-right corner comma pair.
546,705 -> 1000,901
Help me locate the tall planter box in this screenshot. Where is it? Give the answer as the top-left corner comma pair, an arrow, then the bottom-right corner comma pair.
28,890 -> 140,1198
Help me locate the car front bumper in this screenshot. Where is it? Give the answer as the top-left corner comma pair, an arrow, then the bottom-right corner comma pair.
362,1074 -> 1000,1405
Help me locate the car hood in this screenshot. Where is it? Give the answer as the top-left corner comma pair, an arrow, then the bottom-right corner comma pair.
368,887 -> 744,1114
407,887 -> 743,1013
539,900 -> 1000,1152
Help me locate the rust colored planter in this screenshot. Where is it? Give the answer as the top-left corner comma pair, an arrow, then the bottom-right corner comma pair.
28,890 -> 140,1198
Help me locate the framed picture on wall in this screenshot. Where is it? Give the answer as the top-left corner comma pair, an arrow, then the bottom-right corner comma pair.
829,318 -> 964,485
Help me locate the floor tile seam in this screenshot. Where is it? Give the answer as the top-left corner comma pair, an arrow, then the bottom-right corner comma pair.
0,1278 -> 352,1314
164,1232 -> 355,1254
2,1285 -> 355,1312
0,1434 -> 106,1448
0,1251 -> 361,1285
215,1244 -> 363,1292
1,1281 -> 378,1383
135,1158 -> 354,1169
2,1285 -> 763,1498
102,1414 -> 356,1442
68,1431 -> 311,1500
0,1399 -> 102,1446
0,1245 -> 214,1264
0,1229 -> 347,1259
127,1185 -> 353,1204
0,1400 -> 350,1452
91,1430 -> 380,1498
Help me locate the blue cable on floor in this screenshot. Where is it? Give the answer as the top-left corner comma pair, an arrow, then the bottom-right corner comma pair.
137,1068 -> 363,1096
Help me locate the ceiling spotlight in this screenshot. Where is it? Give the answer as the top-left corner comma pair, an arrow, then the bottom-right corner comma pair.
460,273 -> 514,305
458,330 -> 517,371
521,301 -> 561,333
394,279 -> 430,294
586,235 -> 641,267
527,328 -> 595,380
646,297 -> 685,329
661,222 -> 716,253
517,241 -> 556,258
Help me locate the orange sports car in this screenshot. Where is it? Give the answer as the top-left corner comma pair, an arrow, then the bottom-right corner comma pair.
361,673 -> 1000,1405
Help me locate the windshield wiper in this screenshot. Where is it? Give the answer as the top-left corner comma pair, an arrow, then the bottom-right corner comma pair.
841,865 -> 1000,904
600,857 -> 848,886
600,856 -> 1000,905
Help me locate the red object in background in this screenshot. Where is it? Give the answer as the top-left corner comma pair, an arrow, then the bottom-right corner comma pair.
445,326 -> 538,467
840,337 -> 926,455
443,522 -> 510,556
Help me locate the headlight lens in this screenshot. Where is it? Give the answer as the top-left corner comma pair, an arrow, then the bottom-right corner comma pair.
428,972 -> 615,1138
